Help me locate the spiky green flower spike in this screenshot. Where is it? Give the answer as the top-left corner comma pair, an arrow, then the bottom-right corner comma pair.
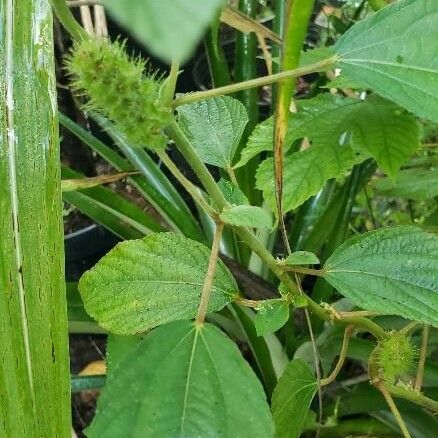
377,333 -> 416,383
66,37 -> 171,150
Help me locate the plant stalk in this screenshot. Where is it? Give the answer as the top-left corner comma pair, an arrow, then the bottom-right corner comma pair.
172,57 -> 336,106
414,325 -> 429,391
196,222 -> 225,324
51,0 -> 88,39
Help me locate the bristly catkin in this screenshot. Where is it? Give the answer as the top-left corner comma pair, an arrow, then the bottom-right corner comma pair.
66,38 -> 171,150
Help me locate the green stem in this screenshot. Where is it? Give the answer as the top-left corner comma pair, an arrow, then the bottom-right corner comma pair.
415,325 -> 429,391
378,385 -> 411,438
172,57 -> 336,106
50,0 -> 87,39
320,326 -> 353,386
164,60 -> 180,104
386,383 -> 438,413
196,222 -> 225,325
283,266 -> 324,277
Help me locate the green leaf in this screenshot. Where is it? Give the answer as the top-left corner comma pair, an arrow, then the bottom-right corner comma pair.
0,1 -> 70,435
220,205 -> 273,229
217,178 -> 249,205
254,299 -> 290,337
323,226 -> 438,326
87,321 -> 274,437
256,143 -> 355,213
334,0 -> 438,122
285,251 -> 320,266
271,359 -> 318,438
103,0 -> 226,63
255,94 -> 419,211
373,168 -> 438,200
78,233 -> 238,335
178,96 -> 248,169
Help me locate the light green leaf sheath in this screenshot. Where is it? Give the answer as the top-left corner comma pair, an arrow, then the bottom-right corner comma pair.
272,359 -> 318,438
323,226 -> 438,326
103,0 -> 226,63
87,321 -> 274,438
178,95 -> 249,169
334,0 -> 438,122
78,233 -> 238,335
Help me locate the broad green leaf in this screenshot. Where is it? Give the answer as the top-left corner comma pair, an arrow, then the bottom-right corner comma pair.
178,96 -> 248,169
220,205 -> 273,229
0,1 -> 70,435
78,233 -> 238,335
323,226 -> 438,326
285,251 -> 320,266
334,0 -> 438,122
103,0 -> 226,63
239,94 -> 419,178
256,143 -> 355,213
272,359 -> 318,438
254,299 -> 290,337
88,321 -> 274,437
321,74 -> 368,90
373,168 -> 438,200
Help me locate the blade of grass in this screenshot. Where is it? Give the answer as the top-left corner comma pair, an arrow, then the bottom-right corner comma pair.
0,1 -> 70,435
60,113 -> 205,243
62,166 -> 163,240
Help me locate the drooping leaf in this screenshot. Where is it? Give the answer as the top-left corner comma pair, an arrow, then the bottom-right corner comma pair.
178,96 -> 248,169
271,359 -> 318,438
285,251 -> 320,266
373,168 -> 438,200
103,0 -> 226,63
254,299 -> 290,337
87,321 -> 274,437
334,0 -> 438,122
256,143 -> 355,214
220,205 -> 273,229
78,233 -> 238,335
323,226 -> 438,326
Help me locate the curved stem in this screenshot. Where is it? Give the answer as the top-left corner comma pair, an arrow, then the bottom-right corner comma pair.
196,222 -> 225,325
320,326 -> 354,386
173,57 -> 336,106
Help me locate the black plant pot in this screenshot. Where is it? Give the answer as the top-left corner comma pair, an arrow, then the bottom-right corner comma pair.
64,225 -> 120,281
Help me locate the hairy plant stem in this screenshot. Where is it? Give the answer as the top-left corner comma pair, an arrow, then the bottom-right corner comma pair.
378,384 -> 411,438
320,326 -> 354,386
164,60 -> 180,105
415,325 -> 429,391
172,57 -> 336,106
196,222 -> 225,325
386,383 -> 438,413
